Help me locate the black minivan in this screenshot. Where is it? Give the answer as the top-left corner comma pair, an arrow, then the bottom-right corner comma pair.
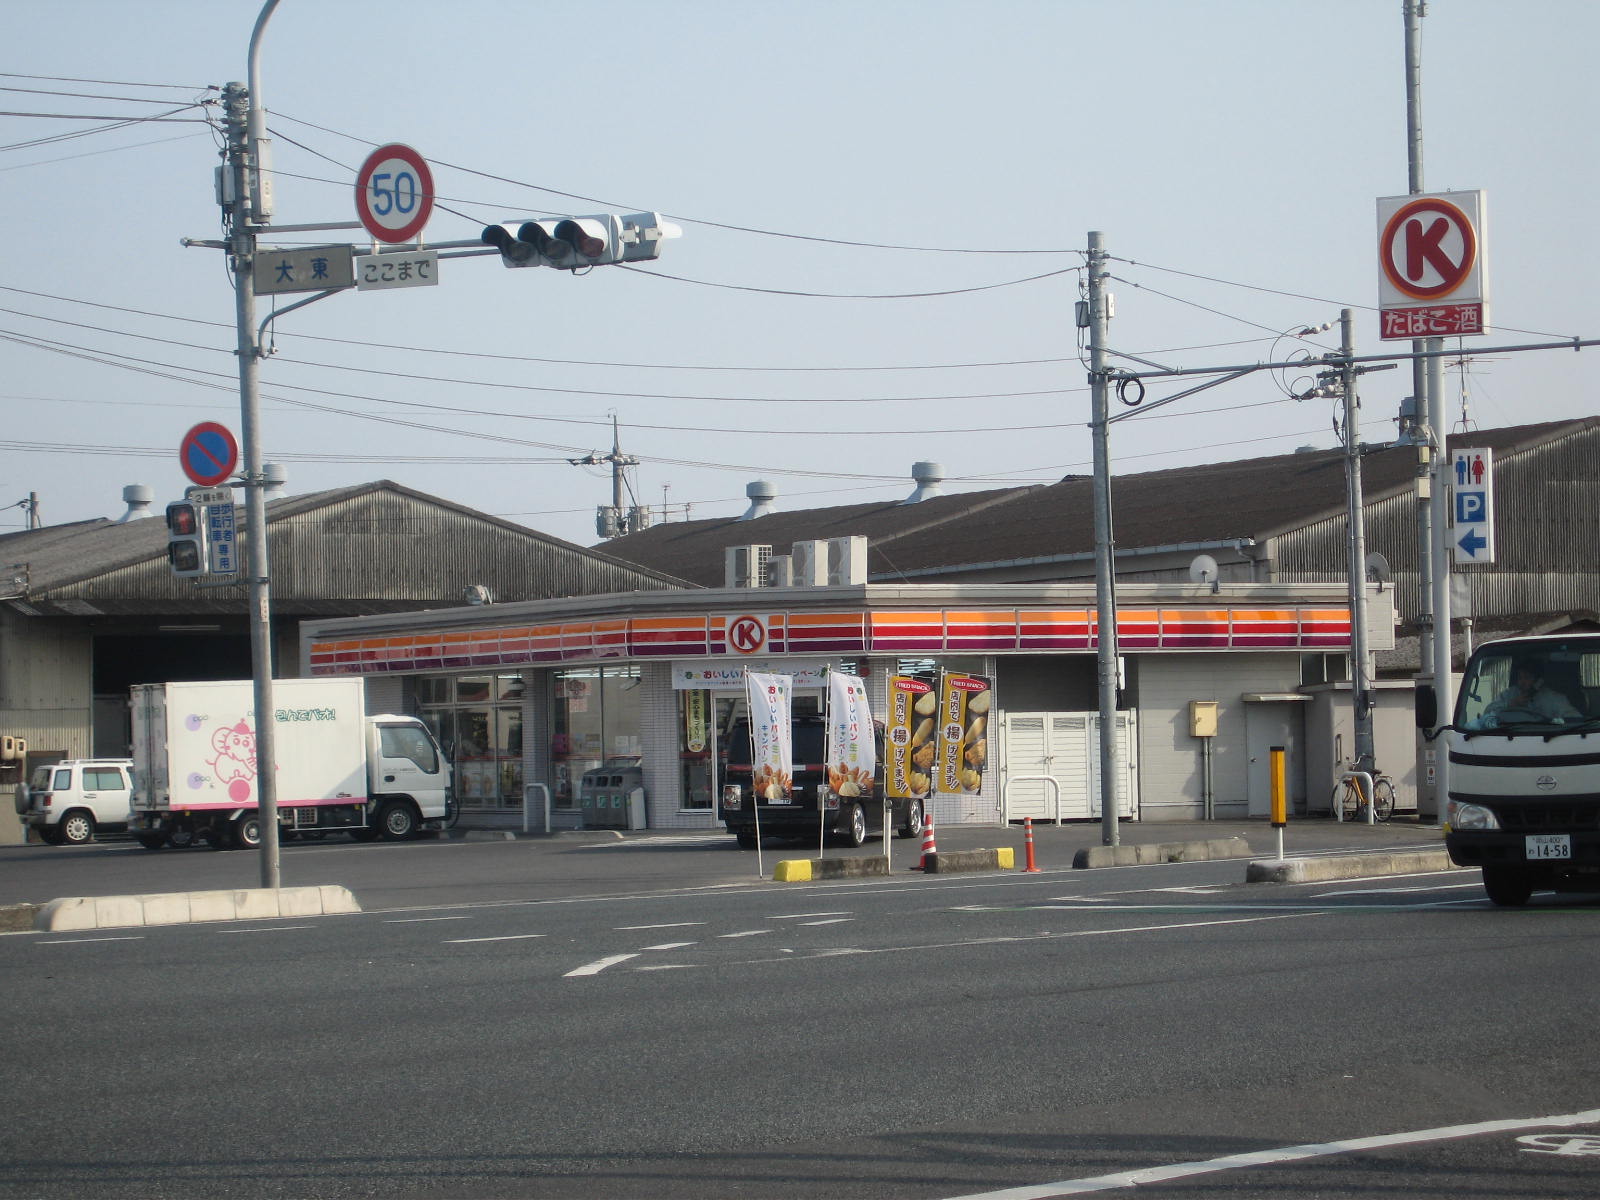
718,714 -> 924,848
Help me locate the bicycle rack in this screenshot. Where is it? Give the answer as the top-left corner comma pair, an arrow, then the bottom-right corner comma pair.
1003,774 -> 1064,825
523,782 -> 552,834
1337,771 -> 1377,826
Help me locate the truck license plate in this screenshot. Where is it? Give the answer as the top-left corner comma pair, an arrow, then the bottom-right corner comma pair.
1526,834 -> 1572,860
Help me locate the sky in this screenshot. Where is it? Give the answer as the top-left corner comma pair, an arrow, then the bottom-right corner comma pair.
2,0 -> 1596,546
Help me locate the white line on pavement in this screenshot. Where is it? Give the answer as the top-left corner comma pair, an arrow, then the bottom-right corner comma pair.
37,935 -> 145,944
641,941 -> 697,950
565,953 -> 639,977
941,1106 -> 1600,1199
385,915 -> 473,923
615,922 -> 705,930
717,930 -> 772,939
216,925 -> 317,934
445,933 -> 547,944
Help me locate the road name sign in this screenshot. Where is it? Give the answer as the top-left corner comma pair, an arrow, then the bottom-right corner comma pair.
355,250 -> 439,291
255,244 -> 355,295
1451,446 -> 1496,564
355,143 -> 434,244
1377,190 -> 1489,341
179,422 -> 238,487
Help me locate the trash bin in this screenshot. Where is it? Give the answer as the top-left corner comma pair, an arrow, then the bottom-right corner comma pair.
577,761 -> 647,830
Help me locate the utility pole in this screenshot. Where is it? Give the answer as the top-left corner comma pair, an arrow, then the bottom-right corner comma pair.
1403,0 -> 1451,819
1339,310 -> 1376,777
223,0 -> 282,887
1086,231 -> 1121,847
576,416 -> 646,538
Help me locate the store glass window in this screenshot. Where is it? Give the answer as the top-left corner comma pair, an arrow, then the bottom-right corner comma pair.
551,665 -> 641,808
416,673 -> 527,809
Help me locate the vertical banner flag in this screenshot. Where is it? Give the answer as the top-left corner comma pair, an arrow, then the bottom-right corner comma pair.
826,671 -> 877,801
935,672 -> 994,795
744,671 -> 793,801
683,689 -> 708,754
886,675 -> 938,800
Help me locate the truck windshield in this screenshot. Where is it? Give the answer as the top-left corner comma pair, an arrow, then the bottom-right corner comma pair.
1456,641 -> 1599,732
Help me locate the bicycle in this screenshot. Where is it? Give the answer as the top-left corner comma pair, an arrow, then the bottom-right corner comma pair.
1330,766 -> 1394,823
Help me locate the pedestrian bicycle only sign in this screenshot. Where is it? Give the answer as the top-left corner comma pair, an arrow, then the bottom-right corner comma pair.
1451,446 -> 1496,564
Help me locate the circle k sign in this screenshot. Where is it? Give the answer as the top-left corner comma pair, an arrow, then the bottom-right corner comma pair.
727,615 -> 767,654
1377,189 -> 1485,305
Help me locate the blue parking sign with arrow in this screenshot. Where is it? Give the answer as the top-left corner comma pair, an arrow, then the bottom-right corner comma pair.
1450,448 -> 1495,564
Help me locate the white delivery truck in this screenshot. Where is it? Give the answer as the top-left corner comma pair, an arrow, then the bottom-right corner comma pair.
1427,633 -> 1600,905
129,678 -> 453,850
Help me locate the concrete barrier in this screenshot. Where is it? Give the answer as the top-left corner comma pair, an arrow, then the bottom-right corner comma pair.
0,903 -> 40,933
1246,848 -> 1458,883
772,848 -> 1015,882
1073,837 -> 1252,869
923,847 -> 1015,875
33,885 -> 362,932
773,856 -> 889,882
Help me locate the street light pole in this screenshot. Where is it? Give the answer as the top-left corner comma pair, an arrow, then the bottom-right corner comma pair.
223,0 -> 282,887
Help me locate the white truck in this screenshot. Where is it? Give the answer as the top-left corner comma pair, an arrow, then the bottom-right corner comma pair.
129,678 -> 453,851
1428,633 -> 1600,905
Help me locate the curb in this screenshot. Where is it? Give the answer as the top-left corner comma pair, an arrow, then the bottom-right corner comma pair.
1073,837 -> 1252,869
31,885 -> 362,932
1245,848 -> 1459,883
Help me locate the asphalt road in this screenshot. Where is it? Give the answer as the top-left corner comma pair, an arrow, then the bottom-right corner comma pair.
4,823 -> 1597,1199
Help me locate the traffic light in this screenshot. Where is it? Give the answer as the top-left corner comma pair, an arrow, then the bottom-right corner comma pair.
165,500 -> 208,577
481,211 -> 681,269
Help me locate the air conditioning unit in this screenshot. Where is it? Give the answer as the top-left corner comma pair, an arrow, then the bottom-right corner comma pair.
826,536 -> 868,585
764,555 -> 793,587
789,540 -> 826,587
724,544 -> 772,588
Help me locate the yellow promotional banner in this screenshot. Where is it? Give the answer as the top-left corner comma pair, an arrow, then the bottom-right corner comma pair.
885,675 -> 938,800
936,672 -> 993,795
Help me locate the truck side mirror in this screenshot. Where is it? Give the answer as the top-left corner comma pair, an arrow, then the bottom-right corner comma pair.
1415,684 -> 1437,730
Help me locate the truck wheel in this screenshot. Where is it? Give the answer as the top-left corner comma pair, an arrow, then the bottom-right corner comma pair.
376,800 -> 419,841
167,826 -> 196,850
234,814 -> 263,851
898,799 -> 925,840
58,810 -> 96,846
1482,867 -> 1534,907
136,832 -> 167,850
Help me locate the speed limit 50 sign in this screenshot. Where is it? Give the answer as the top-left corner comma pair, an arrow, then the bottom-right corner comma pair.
355,143 -> 434,244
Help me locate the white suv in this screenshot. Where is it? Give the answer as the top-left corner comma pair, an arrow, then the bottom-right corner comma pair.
15,759 -> 134,845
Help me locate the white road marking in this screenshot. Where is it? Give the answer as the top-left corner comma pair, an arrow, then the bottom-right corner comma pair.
216,925 -> 317,934
615,922 -> 705,931
1313,882 -> 1482,897
941,1106 -> 1600,1199
37,935 -> 145,944
385,915 -> 473,923
717,929 -> 772,939
641,941 -> 696,951
565,953 -> 639,977
635,963 -> 698,971
799,918 -> 854,926
444,933 -> 546,944
768,911 -> 851,919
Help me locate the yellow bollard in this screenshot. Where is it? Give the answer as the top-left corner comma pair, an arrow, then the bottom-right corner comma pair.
1270,745 -> 1287,861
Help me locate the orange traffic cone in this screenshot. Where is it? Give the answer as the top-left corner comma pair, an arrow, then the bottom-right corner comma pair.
919,809 -> 938,871
1023,816 -> 1040,872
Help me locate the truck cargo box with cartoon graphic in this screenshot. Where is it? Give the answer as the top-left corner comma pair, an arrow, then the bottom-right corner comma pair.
129,677 -> 451,850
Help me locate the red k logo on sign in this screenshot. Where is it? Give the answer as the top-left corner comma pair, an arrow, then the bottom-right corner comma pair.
1380,196 -> 1477,300
728,615 -> 766,654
